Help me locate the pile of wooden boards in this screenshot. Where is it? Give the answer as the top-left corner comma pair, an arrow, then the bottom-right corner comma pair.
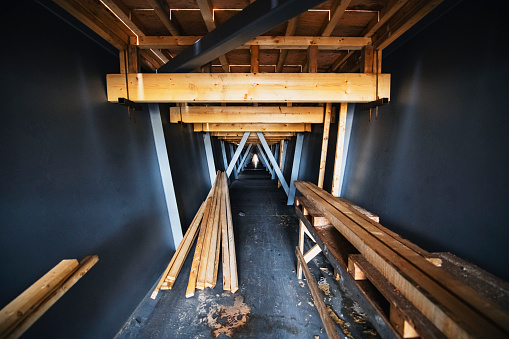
151,171 -> 238,299
294,181 -> 509,339
0,256 -> 98,339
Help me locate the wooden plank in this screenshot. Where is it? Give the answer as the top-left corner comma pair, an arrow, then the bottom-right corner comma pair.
303,244 -> 322,263
205,174 -> 223,288
133,36 -> 370,50
318,103 -> 331,188
165,201 -> 206,285
225,172 -> 238,293
106,73 -> 391,103
194,123 -> 312,133
296,247 -> 340,339
336,197 -> 379,223
390,304 -> 419,338
170,106 -> 324,124
296,196 -> 330,227
186,181 -> 217,297
296,181 -> 509,338
212,132 -> 295,137
250,45 -> 259,73
331,103 -> 347,196
145,0 -> 180,36
100,0 -> 145,36
3,256 -> 98,339
220,173 -> 231,291
363,0 -> 411,38
350,255 -> 444,339
321,0 -> 352,37
0,260 -> 78,335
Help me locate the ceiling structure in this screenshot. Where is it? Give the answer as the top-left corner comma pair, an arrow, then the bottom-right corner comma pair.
54,0 -> 444,145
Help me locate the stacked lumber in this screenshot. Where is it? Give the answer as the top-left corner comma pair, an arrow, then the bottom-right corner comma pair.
0,256 -> 98,339
151,171 -> 238,299
294,181 -> 509,339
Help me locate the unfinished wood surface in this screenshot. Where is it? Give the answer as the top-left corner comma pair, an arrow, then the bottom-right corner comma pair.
133,36 -> 371,50
250,45 -> 259,73
170,106 -> 324,124
321,0 -> 352,37
276,17 -> 298,73
205,174 -> 223,288
220,173 -> 231,291
212,132 -> 295,138
165,201 -> 206,286
225,172 -> 238,293
317,103 -> 332,188
303,244 -> 322,263
106,73 -> 391,103
295,247 -> 340,339
194,123 -> 312,133
296,196 -> 330,227
4,256 -> 98,339
145,0 -> 180,36
0,260 -> 78,335
307,45 -> 318,74
186,181 -> 216,297
295,181 -> 509,338
297,220 -> 305,279
330,103 -> 347,197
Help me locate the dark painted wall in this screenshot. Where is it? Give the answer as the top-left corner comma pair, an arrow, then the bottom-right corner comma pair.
0,2 -> 207,338
342,0 -> 509,280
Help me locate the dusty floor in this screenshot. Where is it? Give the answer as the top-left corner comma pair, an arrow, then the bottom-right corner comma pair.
116,168 -> 379,338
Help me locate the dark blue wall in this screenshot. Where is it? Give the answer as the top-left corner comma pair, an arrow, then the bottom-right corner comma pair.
342,0 -> 509,280
0,2 -> 208,338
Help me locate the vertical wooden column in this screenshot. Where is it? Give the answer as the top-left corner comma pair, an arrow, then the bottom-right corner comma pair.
360,45 -> 374,74
127,45 -> 140,73
297,220 -> 305,279
119,50 -> 127,74
317,103 -> 332,188
278,140 -> 284,188
307,45 -> 318,73
250,45 -> 259,73
331,103 -> 348,197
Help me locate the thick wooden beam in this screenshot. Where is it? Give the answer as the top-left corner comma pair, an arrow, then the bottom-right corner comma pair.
195,123 -> 311,132
107,73 -> 391,103
320,0 -> 352,37
132,36 -> 371,51
170,106 -> 323,124
211,132 -> 295,137
145,0 -> 181,36
362,0 -> 411,38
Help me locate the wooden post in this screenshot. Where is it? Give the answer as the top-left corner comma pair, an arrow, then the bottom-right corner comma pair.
360,45 -> 374,74
390,305 -> 420,338
250,45 -> 259,73
307,45 -> 318,73
331,103 -> 347,197
317,103 -> 332,188
297,220 -> 305,279
119,50 -> 127,74
127,45 -> 140,73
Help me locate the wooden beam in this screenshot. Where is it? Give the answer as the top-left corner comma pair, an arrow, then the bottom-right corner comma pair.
53,0 -> 127,50
211,132 -> 295,137
317,103 -> 331,188
107,73 -> 391,103
295,181 -> 509,339
360,45 -> 374,73
131,36 -> 371,51
320,0 -> 352,37
145,0 -> 181,36
363,0 -> 411,38
170,106 -> 324,124
195,123 -> 312,132
100,0 -> 145,36
278,17 -> 297,73
331,103 -> 347,196
307,45 -> 318,74
127,45 -> 140,74
296,247 -> 340,339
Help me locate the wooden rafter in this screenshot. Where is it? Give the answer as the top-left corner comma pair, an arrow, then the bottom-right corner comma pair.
320,0 -> 352,37
145,0 -> 181,36
107,73 -> 391,103
194,123 -> 312,132
196,0 -> 229,72
276,18 -> 298,73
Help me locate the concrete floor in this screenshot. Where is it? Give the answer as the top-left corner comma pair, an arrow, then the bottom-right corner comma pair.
116,168 -> 379,338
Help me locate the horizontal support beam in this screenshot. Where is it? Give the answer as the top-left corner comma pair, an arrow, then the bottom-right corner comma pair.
194,123 -> 311,132
107,73 -> 391,103
211,132 -> 295,137
170,106 -> 324,124
131,36 -> 371,51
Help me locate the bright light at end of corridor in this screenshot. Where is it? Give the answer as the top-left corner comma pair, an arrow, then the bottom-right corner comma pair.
252,154 -> 259,168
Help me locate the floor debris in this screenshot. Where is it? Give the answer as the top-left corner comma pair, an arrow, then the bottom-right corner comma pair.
207,295 -> 251,338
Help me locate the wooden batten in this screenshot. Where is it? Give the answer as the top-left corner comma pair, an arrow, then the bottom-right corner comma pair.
106,73 -> 391,103
195,123 -> 312,133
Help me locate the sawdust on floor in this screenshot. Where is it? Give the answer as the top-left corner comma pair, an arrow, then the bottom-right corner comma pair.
207,294 -> 251,338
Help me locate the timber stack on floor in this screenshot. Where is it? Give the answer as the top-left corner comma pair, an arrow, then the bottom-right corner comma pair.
294,181 -> 509,339
151,171 -> 238,299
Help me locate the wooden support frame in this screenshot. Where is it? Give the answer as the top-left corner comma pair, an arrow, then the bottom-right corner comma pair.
106,73 -> 391,103
320,0 -> 352,37
257,133 -> 290,195
287,133 -> 304,205
226,132 -> 250,177
276,18 -> 298,73
170,106 -> 324,124
195,123 -> 311,133
331,103 -> 347,197
148,104 -> 183,248
133,36 -> 371,51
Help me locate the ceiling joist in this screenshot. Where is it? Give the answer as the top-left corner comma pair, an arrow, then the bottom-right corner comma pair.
194,123 -> 312,133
